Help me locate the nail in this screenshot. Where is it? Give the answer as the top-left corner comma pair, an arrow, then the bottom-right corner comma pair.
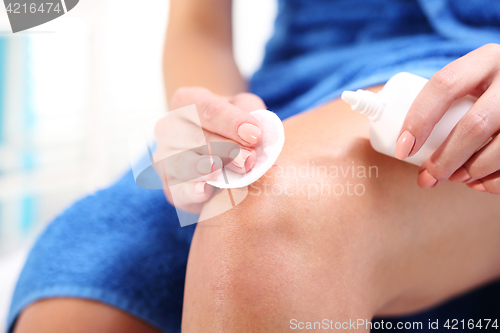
469,180 -> 487,192
395,131 -> 415,160
237,123 -> 261,145
229,148 -> 251,168
197,157 -> 213,174
417,169 -> 437,189
449,167 -> 471,183
194,182 -> 206,194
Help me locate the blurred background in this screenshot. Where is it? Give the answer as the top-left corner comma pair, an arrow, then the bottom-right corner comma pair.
0,0 -> 276,330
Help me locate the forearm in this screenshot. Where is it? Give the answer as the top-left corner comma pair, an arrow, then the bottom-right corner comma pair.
163,1 -> 246,103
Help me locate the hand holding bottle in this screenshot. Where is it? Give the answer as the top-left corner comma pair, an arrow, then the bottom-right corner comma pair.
396,44 -> 500,194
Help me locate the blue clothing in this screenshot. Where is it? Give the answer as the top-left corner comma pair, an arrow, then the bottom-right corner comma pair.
8,1 -> 500,332
251,0 -> 500,118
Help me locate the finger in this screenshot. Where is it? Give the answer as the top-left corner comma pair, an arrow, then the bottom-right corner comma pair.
396,43 -> 500,159
225,147 -> 257,174
420,78 -> 500,183
480,170 -> 500,194
155,114 -> 206,153
205,132 -> 257,174
163,151 -> 223,184
466,180 -> 488,192
173,87 -> 264,147
462,133 -> 500,181
169,180 -> 216,207
467,169 -> 500,194
229,92 -> 266,112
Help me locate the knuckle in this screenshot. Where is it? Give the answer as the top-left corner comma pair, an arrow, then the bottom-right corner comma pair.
426,157 -> 449,180
412,110 -> 430,127
466,158 -> 490,180
432,67 -> 459,92
461,112 -> 491,138
466,164 -> 483,180
481,43 -> 500,75
235,92 -> 254,99
171,87 -> 208,108
201,98 -> 226,122
406,111 -> 430,136
170,87 -> 192,106
237,92 -> 264,104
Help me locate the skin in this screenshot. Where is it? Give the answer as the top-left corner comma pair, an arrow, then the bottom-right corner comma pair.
15,92 -> 500,332
14,1 -> 241,331
182,90 -> 500,332
14,298 -> 162,333
13,0 -> 500,332
159,0 -> 265,211
397,44 -> 500,193
155,89 -> 267,213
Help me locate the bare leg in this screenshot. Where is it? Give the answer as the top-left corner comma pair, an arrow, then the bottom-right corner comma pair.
182,87 -> 500,332
14,299 -> 163,333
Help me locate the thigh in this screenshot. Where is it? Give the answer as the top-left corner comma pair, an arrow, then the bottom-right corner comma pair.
183,89 -> 500,331
281,88 -> 500,312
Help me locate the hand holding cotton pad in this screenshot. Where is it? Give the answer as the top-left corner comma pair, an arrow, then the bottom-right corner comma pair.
207,110 -> 285,189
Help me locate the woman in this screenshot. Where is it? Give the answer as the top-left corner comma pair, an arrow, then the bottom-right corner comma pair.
9,0 -> 500,332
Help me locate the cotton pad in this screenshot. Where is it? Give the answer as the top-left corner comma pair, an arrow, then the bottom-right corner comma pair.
207,110 -> 285,189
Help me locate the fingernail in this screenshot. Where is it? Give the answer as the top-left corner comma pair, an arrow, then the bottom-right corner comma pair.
449,167 -> 471,183
229,148 -> 251,168
194,182 -> 206,194
417,169 -> 437,189
197,157 -> 213,174
469,180 -> 487,192
395,131 -> 415,160
237,123 -> 261,145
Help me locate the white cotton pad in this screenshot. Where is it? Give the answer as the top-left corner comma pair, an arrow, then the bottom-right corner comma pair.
207,110 -> 285,189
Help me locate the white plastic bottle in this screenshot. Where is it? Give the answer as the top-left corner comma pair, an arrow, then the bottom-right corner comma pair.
341,72 -> 476,166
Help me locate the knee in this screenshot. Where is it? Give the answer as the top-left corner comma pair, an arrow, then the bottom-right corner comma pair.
184,132 -> 416,329
198,138 -> 395,275
190,154 -> 385,316
221,139 -> 392,246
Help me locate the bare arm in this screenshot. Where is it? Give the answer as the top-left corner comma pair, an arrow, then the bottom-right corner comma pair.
160,0 -> 266,211
164,0 -> 246,101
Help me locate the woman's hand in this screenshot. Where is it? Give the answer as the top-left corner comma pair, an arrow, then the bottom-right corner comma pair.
396,43 -> 500,194
154,87 -> 266,213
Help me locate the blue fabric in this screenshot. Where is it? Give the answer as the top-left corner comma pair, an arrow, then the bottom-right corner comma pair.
8,1 -> 500,332
250,0 -> 500,118
8,171 -> 196,333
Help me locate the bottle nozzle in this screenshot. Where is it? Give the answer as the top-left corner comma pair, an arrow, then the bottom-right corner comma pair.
341,91 -> 359,107
341,89 -> 385,121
